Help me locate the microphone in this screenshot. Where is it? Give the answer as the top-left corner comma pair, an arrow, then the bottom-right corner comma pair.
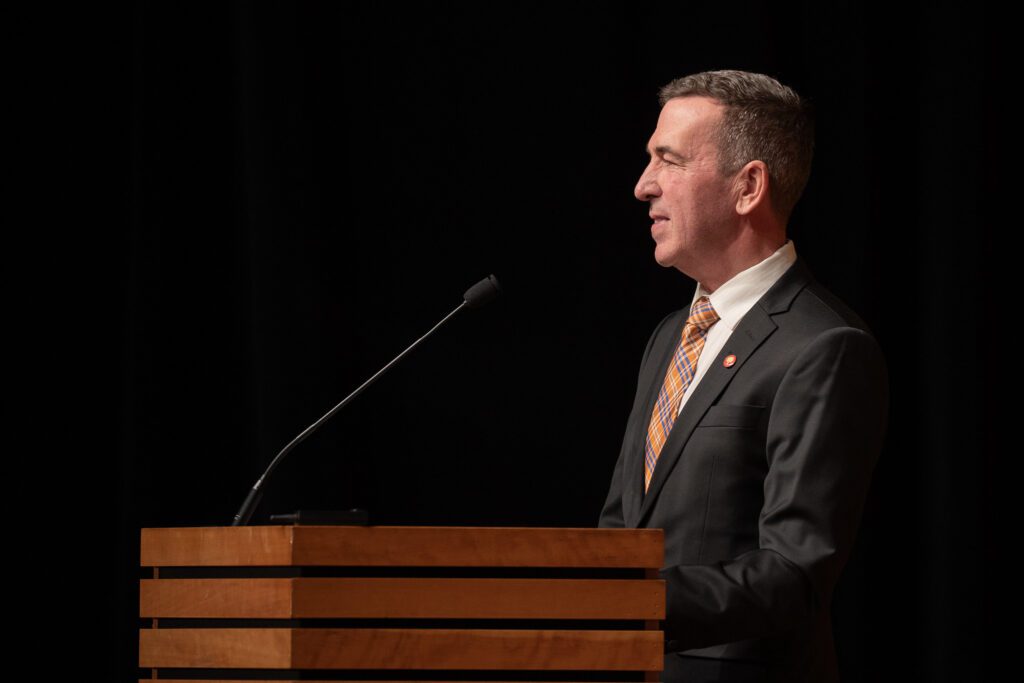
231,275 -> 503,526
463,274 -> 502,309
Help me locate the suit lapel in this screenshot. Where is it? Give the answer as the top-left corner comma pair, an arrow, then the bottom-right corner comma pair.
623,310 -> 686,527
631,258 -> 813,527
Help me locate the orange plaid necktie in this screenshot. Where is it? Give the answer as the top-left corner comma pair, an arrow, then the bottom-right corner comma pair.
644,296 -> 719,493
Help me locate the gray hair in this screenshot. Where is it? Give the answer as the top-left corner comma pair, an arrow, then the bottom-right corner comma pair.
659,70 -> 815,224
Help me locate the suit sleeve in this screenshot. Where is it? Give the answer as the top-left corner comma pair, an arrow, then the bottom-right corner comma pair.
598,312 -> 678,529
659,326 -> 889,649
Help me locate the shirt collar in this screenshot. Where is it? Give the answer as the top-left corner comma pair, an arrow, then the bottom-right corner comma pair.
689,239 -> 798,332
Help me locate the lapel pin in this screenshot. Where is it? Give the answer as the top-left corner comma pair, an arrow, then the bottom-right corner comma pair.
723,354 -> 737,368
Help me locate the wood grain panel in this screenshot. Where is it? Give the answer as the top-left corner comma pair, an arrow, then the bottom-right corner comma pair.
140,577 -> 665,619
138,628 -> 290,668
140,628 -> 663,670
140,526 -> 664,569
293,578 -> 664,619
295,628 -> 664,670
140,578 -> 291,618
293,526 -> 664,568
140,526 -> 294,567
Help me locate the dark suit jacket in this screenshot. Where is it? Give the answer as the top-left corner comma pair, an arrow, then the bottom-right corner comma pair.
598,257 -> 889,683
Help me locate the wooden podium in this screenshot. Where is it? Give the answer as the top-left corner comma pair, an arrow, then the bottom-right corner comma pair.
139,525 -> 665,681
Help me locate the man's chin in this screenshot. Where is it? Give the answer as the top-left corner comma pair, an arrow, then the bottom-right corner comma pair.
653,248 -> 679,269
654,250 -> 697,281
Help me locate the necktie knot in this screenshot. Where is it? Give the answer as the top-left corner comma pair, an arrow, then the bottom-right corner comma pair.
687,296 -> 719,331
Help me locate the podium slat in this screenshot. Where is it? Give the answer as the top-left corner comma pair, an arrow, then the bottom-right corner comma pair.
141,526 -> 294,567
139,627 -> 289,668
139,628 -> 664,670
141,526 -> 663,568
141,577 -> 665,619
140,578 -> 290,618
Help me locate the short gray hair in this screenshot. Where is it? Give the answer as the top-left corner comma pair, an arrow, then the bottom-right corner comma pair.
659,70 -> 815,224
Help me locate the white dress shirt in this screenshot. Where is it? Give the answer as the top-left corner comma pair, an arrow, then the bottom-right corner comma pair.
675,239 -> 797,415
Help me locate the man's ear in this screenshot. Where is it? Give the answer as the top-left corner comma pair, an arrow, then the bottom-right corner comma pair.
734,160 -> 770,216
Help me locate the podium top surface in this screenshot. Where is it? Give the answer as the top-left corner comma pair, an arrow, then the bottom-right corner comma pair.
140,525 -> 664,569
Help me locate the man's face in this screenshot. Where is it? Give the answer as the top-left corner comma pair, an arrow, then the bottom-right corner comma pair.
635,96 -> 738,278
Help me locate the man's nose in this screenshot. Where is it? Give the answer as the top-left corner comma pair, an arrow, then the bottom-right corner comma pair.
634,164 -> 659,202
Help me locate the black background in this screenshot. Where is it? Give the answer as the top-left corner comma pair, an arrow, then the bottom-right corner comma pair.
34,1 -> 1008,680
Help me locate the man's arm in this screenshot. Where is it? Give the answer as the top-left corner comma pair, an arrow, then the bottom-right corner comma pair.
660,326 -> 889,649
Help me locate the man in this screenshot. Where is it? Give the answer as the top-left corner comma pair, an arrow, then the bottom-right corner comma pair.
598,70 -> 889,683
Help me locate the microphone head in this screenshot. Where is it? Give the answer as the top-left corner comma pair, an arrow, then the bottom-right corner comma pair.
463,274 -> 502,309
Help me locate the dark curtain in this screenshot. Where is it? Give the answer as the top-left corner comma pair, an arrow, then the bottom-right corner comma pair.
41,1 -> 1006,680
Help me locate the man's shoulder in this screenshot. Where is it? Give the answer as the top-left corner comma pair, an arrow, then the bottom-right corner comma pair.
644,257 -> 880,355
789,280 -> 874,333
760,257 -> 878,339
